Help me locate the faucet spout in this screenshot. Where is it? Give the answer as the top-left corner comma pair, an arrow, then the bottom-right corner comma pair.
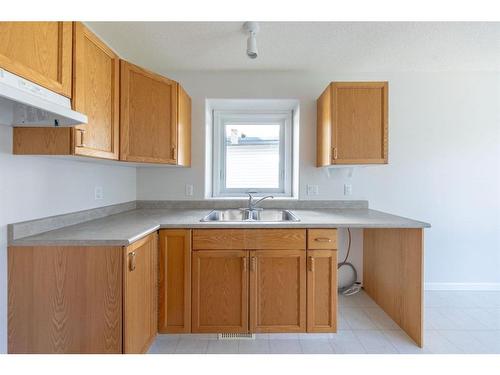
247,192 -> 274,210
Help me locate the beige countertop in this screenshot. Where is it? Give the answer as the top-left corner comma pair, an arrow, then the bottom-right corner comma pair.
9,207 -> 431,247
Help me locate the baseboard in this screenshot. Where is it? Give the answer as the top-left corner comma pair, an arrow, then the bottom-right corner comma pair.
425,282 -> 500,291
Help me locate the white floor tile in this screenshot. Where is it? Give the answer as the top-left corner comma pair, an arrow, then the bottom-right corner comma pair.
353,330 -> 398,354
299,339 -> 334,354
439,330 -> 490,354
468,330 -> 500,354
298,333 -> 333,340
175,338 -> 209,354
341,307 -> 377,329
424,330 -> 462,354
382,330 -> 429,354
269,339 -> 302,354
329,330 -> 366,354
363,307 -> 400,330
147,337 -> 179,354
238,339 -> 271,354
206,340 -> 239,354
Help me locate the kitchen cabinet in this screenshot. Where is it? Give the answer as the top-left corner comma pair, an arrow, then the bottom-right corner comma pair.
191,229 -> 308,334
12,22 -> 120,160
192,250 -> 249,333
250,250 -> 306,332
317,82 -> 388,166
307,229 -> 338,332
72,22 -> 120,159
158,229 -> 191,333
120,60 -> 191,165
123,233 -> 158,354
0,22 -> 73,97
8,232 -> 158,354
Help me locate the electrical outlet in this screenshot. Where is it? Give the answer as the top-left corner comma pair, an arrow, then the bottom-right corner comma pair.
344,184 -> 352,196
94,186 -> 103,200
307,184 -> 319,196
185,184 -> 194,196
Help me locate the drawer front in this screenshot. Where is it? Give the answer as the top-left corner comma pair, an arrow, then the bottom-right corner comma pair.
193,229 -> 246,250
307,229 -> 337,249
193,229 -> 306,250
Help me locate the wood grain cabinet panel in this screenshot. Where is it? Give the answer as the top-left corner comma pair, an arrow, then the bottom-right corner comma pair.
12,22 -> 120,160
120,60 -> 191,165
307,229 -> 338,249
192,250 -> 249,333
307,250 -> 338,332
193,229 -> 306,250
158,229 -> 191,333
317,82 -> 388,166
123,233 -> 158,354
72,22 -> 119,159
8,245 -> 123,353
0,21 -> 73,97
250,250 -> 306,332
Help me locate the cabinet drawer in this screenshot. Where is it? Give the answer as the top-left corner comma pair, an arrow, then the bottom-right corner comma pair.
193,229 -> 306,250
307,229 -> 337,249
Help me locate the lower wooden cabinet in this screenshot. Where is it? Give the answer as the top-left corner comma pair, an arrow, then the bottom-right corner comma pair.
192,250 -> 249,333
307,250 -> 338,332
250,250 -> 306,332
158,229 -> 191,333
123,233 -> 158,354
8,232 -> 158,354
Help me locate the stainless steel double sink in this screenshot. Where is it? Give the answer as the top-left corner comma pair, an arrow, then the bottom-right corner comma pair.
201,209 -> 300,222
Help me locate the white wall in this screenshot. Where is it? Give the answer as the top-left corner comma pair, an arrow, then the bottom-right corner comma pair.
137,70 -> 500,290
0,125 -> 137,353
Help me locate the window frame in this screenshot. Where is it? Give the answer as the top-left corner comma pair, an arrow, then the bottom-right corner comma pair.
212,110 -> 293,197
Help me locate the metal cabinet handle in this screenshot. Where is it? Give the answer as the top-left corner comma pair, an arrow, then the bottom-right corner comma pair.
308,256 -> 315,272
314,237 -> 331,242
250,256 -> 257,272
171,145 -> 176,160
76,128 -> 86,147
129,251 -> 136,271
332,147 -> 338,161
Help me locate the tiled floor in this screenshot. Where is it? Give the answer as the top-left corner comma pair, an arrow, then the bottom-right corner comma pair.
147,290 -> 500,354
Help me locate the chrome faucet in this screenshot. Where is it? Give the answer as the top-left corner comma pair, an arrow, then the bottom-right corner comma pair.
247,191 -> 274,210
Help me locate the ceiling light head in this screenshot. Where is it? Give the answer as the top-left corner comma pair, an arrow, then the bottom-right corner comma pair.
243,22 -> 260,59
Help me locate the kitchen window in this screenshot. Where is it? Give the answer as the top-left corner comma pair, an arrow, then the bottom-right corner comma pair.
212,110 -> 293,197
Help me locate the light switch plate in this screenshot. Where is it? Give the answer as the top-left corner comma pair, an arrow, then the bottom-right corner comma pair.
185,184 -> 194,196
94,186 -> 103,200
344,184 -> 352,196
307,184 -> 319,196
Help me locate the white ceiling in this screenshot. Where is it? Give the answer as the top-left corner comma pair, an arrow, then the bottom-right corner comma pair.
86,22 -> 500,73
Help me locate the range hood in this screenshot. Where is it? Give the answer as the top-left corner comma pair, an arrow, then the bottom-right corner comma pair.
0,68 -> 87,127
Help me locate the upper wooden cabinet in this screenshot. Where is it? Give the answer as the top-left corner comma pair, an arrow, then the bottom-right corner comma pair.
72,22 -> 120,159
0,22 -> 73,97
317,82 -> 388,166
120,60 -> 191,165
12,23 -> 120,160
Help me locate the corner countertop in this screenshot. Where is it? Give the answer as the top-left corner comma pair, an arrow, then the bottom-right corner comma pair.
9,208 -> 431,247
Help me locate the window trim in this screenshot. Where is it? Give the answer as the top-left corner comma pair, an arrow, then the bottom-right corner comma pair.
212,110 -> 293,197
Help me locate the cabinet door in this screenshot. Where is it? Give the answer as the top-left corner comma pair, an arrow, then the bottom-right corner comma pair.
72,22 -> 119,160
8,245 -> 122,354
159,229 -> 191,333
331,82 -> 388,164
307,250 -> 338,332
250,250 -> 306,332
0,22 -> 72,97
176,84 -> 191,166
192,250 -> 249,333
120,60 -> 178,164
123,233 -> 157,354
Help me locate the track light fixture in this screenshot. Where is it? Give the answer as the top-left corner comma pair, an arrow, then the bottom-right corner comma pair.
243,22 -> 260,59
